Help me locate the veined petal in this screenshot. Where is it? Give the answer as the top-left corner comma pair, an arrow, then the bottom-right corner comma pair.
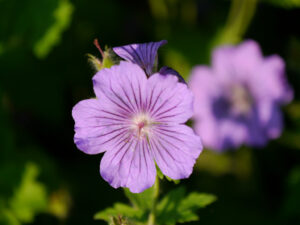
72,99 -> 130,154
93,61 -> 148,113
150,125 -> 202,180
113,40 -> 167,75
100,138 -> 156,193
145,73 -> 193,124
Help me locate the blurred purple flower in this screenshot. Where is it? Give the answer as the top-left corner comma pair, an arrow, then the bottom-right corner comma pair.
189,40 -> 293,151
72,61 -> 202,193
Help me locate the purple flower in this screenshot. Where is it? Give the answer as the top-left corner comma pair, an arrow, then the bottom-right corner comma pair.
113,40 -> 186,82
72,61 -> 202,193
113,40 -> 167,76
189,40 -> 293,151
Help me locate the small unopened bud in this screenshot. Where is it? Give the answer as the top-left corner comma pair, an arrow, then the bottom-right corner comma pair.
87,39 -> 119,72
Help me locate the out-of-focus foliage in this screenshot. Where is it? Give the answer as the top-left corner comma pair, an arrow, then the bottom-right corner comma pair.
196,149 -> 253,178
213,0 -> 258,46
0,0 -> 300,224
0,163 -> 48,224
282,166 -> 300,221
9,163 -> 48,223
263,0 -> 300,8
0,0 -> 73,58
33,0 -> 73,58
47,188 -> 72,220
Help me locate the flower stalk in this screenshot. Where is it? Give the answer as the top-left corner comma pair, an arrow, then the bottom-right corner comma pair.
147,176 -> 160,225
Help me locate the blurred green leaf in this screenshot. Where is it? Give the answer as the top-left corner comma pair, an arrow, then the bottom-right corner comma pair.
282,166 -> 300,220
263,0 -> 300,8
0,0 -> 73,58
212,0 -> 257,46
0,208 -> 21,225
34,0 -> 74,58
94,203 -> 144,222
156,187 -> 216,225
9,163 -> 48,223
195,148 -> 253,178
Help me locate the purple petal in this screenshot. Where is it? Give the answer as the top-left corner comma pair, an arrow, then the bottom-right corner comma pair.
189,66 -> 223,150
145,73 -> 194,124
100,138 -> 156,193
113,40 -> 167,75
150,125 -> 202,179
72,99 -> 127,154
212,40 -> 263,84
256,101 -> 283,139
159,66 -> 186,83
93,61 -> 148,114
249,55 -> 293,104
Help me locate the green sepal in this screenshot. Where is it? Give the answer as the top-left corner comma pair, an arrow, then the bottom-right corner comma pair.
156,166 -> 164,180
87,47 -> 119,72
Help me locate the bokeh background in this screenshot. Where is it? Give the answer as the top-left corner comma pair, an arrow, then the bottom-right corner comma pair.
1,0 -> 300,224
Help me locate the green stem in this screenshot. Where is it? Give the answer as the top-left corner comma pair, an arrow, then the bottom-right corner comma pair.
213,0 -> 258,46
147,176 -> 160,225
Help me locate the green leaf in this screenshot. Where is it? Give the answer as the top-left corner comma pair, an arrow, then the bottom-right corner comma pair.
177,193 -> 217,223
124,186 -> 155,210
156,187 -> 186,225
180,192 -> 217,210
9,163 -> 48,223
156,188 -> 216,225
94,203 -> 144,222
263,0 -> 300,8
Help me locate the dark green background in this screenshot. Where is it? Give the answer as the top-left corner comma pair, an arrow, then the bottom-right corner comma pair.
1,0 -> 300,224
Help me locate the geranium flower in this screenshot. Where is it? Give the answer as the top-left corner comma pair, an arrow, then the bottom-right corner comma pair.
113,40 -> 185,82
72,61 -> 202,193
189,40 -> 293,151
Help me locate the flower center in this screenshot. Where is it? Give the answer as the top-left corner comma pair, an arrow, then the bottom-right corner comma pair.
229,84 -> 253,116
131,113 -> 155,139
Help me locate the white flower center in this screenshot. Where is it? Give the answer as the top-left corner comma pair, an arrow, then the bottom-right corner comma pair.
229,84 -> 253,116
131,113 -> 155,139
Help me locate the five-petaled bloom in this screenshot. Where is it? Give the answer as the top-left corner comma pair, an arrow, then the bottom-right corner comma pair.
189,40 -> 293,151
72,41 -> 202,193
